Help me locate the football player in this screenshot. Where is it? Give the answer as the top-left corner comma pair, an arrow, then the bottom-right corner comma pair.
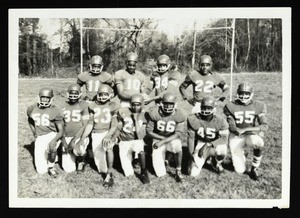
77,55 -> 114,102
146,92 -> 187,182
146,54 -> 181,104
60,84 -> 90,173
27,88 -> 64,177
75,84 -> 119,187
113,94 -> 150,184
223,82 -> 268,181
187,96 -> 229,177
179,55 -> 229,113
114,52 -> 150,108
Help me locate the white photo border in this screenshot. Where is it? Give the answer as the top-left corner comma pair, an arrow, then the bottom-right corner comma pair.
9,8 -> 291,208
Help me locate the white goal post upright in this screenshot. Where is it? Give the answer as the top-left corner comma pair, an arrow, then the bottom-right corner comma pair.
79,18 -> 236,101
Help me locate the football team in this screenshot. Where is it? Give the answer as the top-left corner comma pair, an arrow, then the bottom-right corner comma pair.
27,53 -> 268,186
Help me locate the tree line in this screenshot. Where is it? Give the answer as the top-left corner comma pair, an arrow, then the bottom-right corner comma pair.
18,18 -> 282,77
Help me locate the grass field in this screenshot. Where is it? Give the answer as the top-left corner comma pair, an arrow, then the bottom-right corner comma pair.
16,73 -> 283,202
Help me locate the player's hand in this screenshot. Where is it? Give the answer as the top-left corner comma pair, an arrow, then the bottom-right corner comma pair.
102,138 -> 113,150
187,97 -> 196,106
61,139 -> 68,154
67,138 -> 76,153
235,128 -> 246,136
74,139 -> 84,155
153,141 -> 163,149
141,93 -> 150,102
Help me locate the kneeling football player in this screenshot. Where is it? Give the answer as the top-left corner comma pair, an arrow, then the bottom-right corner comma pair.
187,96 -> 229,177
146,92 -> 187,182
114,94 -> 150,184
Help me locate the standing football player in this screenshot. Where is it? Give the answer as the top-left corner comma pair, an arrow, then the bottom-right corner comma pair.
146,54 -> 181,104
27,88 -> 64,177
114,94 -> 150,184
146,92 -> 187,182
61,84 -> 90,173
187,96 -> 229,177
179,55 -> 229,113
75,84 -> 119,187
77,55 -> 114,102
114,52 -> 149,108
223,82 -> 268,181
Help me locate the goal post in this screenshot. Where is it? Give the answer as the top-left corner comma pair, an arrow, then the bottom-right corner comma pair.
79,18 -> 236,101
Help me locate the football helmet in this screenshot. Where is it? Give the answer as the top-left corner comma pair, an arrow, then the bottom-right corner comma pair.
160,92 -> 177,114
126,52 -> 138,62
38,87 -> 54,108
157,54 -> 171,74
97,84 -> 113,103
199,96 -> 216,116
237,82 -> 254,104
90,55 -> 104,74
67,84 -> 82,103
130,94 -> 144,113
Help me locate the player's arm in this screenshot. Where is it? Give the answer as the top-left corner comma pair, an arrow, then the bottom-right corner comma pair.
187,121 -> 196,156
77,78 -> 85,87
153,122 -> 184,149
115,83 -> 133,101
27,116 -> 37,138
48,119 -> 64,152
216,80 -> 230,102
179,75 -> 192,101
132,113 -> 146,139
223,105 -> 240,135
145,119 -> 165,140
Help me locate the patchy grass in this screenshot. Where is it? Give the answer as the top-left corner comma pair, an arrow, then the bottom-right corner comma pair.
16,73 -> 283,200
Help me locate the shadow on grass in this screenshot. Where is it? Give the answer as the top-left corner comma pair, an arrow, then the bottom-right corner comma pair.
23,141 -> 35,165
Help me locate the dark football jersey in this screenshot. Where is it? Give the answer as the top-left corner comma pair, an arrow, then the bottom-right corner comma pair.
187,114 -> 228,143
88,101 -> 119,133
61,101 -> 89,137
224,100 -> 267,129
77,71 -> 113,100
146,107 -> 186,137
150,70 -> 181,95
27,104 -> 64,136
181,70 -> 226,101
117,108 -> 147,141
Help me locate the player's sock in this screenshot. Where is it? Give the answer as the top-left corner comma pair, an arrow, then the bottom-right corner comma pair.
252,149 -> 263,168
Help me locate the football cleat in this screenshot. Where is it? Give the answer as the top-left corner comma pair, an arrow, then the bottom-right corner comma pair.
174,170 -> 183,183
249,166 -> 260,181
103,173 -> 114,188
140,171 -> 150,184
48,167 -> 58,178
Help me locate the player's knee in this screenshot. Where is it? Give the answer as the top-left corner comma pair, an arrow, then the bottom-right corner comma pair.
246,135 -> 264,148
190,168 -> 200,177
171,139 -> 182,153
215,144 -> 227,156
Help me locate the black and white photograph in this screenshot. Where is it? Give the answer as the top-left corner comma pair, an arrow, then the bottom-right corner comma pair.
9,8 -> 291,208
